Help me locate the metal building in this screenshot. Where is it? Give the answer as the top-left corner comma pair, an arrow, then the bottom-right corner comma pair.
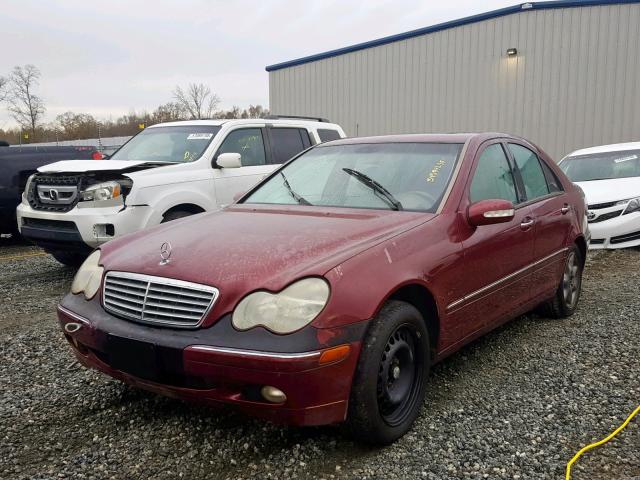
267,0 -> 640,160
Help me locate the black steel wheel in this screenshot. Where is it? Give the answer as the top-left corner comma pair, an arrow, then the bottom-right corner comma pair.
346,300 -> 430,445
377,325 -> 425,427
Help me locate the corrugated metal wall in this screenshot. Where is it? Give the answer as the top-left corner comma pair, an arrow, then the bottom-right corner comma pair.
269,3 -> 640,160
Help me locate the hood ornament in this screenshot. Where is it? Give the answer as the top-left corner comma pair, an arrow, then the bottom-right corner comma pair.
159,241 -> 172,265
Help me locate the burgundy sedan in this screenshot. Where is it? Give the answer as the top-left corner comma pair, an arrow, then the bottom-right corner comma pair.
58,133 -> 588,444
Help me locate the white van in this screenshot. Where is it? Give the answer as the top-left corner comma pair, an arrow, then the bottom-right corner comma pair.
16,117 -> 345,265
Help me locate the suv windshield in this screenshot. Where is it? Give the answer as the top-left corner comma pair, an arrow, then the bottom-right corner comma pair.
110,125 -> 221,163
560,150 -> 640,181
243,142 -> 463,212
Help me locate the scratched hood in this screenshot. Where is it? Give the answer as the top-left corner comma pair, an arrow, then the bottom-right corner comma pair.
100,204 -> 432,320
38,159 -> 168,173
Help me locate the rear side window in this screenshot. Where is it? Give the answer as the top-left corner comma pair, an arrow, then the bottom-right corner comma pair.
270,128 -> 311,164
539,160 -> 563,192
317,129 -> 341,143
508,144 -> 550,200
470,144 -> 518,203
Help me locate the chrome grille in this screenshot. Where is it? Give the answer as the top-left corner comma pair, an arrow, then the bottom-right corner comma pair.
103,272 -> 218,328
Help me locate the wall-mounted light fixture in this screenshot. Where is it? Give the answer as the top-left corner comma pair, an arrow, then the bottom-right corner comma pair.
506,48 -> 518,56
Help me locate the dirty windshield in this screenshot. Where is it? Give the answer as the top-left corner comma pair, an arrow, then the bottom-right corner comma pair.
110,125 -> 221,163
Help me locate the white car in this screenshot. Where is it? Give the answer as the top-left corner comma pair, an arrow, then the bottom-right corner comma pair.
16,118 -> 345,265
559,141 -> 640,249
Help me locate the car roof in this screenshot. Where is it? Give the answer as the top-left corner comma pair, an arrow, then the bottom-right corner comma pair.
322,132 -> 517,146
148,118 -> 343,129
565,141 -> 640,158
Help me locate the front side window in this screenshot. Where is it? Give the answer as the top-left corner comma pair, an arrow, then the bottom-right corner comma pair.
470,144 -> 518,203
110,125 -> 221,163
559,150 -> 640,182
269,128 -> 311,164
244,142 -> 464,212
217,128 -> 266,166
509,143 -> 550,200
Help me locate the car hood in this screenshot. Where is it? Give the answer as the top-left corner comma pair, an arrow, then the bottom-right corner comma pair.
575,177 -> 640,205
100,204 -> 433,322
38,159 -> 167,173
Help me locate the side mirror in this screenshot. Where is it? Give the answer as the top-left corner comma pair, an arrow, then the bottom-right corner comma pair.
216,152 -> 242,169
467,199 -> 515,227
233,191 -> 245,202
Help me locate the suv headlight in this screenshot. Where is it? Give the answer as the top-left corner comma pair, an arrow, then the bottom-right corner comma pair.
80,180 -> 132,202
616,197 -> 640,215
232,278 -> 330,334
22,174 -> 36,203
70,250 -> 104,300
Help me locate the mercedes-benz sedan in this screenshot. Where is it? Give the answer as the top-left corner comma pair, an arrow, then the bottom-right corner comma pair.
58,133 -> 588,444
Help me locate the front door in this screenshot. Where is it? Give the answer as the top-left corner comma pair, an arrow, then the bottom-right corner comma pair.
213,128 -> 277,206
449,142 -> 536,340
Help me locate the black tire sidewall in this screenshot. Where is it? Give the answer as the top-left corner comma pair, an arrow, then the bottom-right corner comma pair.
558,246 -> 583,316
347,300 -> 431,445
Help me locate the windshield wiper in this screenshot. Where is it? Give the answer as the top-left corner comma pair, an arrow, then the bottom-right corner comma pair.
342,168 -> 403,211
281,172 -> 312,205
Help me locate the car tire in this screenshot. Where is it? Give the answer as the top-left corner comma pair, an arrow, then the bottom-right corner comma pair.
161,210 -> 193,223
540,246 -> 583,319
50,251 -> 87,268
346,300 -> 430,445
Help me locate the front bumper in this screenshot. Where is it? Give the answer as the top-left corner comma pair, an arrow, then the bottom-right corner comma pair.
57,294 -> 366,426
16,202 -> 153,249
588,212 -> 640,249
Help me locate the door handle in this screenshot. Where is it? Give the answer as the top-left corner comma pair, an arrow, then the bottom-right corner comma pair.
561,204 -> 570,214
520,218 -> 534,230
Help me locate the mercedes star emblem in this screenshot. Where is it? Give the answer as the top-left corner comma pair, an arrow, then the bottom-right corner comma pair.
159,241 -> 172,265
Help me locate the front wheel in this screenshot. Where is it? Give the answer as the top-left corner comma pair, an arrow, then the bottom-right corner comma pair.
346,300 -> 430,445
540,246 -> 583,318
50,251 -> 87,268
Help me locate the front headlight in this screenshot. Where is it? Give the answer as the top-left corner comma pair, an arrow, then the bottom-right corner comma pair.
232,278 -> 330,334
22,174 -> 36,203
70,250 -> 104,300
80,180 -> 131,202
616,197 -> 640,215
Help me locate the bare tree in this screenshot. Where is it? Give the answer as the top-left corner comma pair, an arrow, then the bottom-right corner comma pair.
0,76 -> 7,102
7,65 -> 45,138
173,83 -> 220,119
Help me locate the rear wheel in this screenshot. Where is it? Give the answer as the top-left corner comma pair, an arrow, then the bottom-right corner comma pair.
540,246 -> 583,318
50,251 -> 87,268
346,300 -> 430,445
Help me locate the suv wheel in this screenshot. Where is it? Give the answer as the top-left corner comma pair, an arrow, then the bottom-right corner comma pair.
161,210 -> 193,223
346,300 -> 430,445
50,251 -> 87,268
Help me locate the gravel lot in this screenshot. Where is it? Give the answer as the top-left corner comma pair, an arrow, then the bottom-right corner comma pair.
0,239 -> 638,480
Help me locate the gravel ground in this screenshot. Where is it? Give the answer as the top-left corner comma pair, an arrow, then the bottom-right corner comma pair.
0,240 -> 638,480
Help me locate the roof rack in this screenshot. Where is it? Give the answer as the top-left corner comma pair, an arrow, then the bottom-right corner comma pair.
265,115 -> 330,123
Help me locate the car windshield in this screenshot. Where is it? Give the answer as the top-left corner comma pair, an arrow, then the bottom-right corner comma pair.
109,125 -> 221,163
243,142 -> 464,212
560,150 -> 640,181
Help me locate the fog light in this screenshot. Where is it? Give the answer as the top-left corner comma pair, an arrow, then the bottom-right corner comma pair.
261,385 -> 287,404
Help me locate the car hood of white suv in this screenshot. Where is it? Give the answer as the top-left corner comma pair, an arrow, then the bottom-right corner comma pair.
575,176 -> 640,205
38,159 -> 167,173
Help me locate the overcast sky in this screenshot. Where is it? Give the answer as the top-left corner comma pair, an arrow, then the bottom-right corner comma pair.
0,0 -> 517,128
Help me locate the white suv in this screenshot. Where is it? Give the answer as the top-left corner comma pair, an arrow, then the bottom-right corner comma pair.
16,118 -> 345,265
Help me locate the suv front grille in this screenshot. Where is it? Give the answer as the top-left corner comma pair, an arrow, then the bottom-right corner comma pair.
28,174 -> 83,212
103,272 -> 218,328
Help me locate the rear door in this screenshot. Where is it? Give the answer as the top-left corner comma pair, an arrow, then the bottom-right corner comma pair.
506,142 -> 570,297
452,141 -> 536,338
212,127 -> 276,206
266,127 -> 312,165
